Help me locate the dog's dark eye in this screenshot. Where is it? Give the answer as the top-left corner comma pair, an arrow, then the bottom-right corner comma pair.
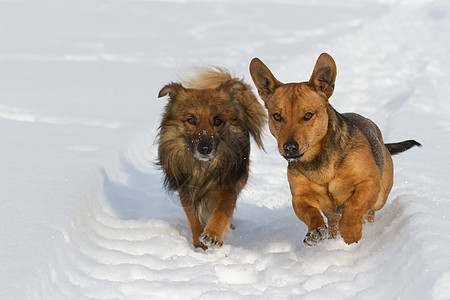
187,117 -> 196,125
213,118 -> 223,126
273,113 -> 282,122
304,112 -> 314,121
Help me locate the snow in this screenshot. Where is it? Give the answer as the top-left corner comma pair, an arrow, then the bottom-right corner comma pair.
1,0 -> 450,299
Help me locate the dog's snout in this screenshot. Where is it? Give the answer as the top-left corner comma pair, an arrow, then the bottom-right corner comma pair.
198,142 -> 213,155
188,135 -> 217,161
283,141 -> 299,155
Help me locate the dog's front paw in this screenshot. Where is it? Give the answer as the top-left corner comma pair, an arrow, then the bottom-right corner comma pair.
200,232 -> 224,249
303,227 -> 328,246
340,232 -> 362,245
193,241 -> 208,251
339,221 -> 362,245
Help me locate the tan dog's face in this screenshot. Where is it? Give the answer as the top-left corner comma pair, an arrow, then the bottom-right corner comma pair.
265,83 -> 329,161
250,54 -> 337,162
158,81 -> 245,161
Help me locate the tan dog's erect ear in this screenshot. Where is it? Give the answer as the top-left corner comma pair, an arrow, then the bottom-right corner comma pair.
249,58 -> 281,97
158,83 -> 186,99
218,79 -> 247,95
308,53 -> 337,99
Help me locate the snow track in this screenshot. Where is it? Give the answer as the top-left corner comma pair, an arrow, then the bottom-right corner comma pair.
46,139 -> 447,299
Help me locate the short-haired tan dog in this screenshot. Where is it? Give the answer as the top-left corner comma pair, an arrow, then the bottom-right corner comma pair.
250,53 -> 420,245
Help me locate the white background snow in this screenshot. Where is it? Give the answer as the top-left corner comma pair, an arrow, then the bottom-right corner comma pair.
1,0 -> 450,299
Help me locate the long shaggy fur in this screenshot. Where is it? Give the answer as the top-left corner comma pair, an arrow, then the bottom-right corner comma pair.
157,66 -> 266,248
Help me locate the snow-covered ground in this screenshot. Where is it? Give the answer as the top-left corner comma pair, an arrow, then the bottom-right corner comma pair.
1,0 -> 450,299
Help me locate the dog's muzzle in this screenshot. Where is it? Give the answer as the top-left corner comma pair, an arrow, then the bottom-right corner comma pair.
194,141 -> 216,161
187,134 -> 217,161
282,141 -> 307,162
198,141 -> 213,155
186,130 -> 219,162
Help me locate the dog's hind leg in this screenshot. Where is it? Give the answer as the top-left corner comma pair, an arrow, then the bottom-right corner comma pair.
372,147 -> 394,213
362,210 -> 375,223
180,197 -> 207,250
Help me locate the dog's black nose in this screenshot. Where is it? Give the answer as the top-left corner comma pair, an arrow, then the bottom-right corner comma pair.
283,141 -> 299,155
198,142 -> 213,155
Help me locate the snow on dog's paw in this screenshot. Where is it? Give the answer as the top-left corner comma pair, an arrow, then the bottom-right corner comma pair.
303,227 -> 328,246
200,233 -> 224,249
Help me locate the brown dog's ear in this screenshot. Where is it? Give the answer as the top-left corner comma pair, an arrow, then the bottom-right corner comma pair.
249,58 -> 280,97
308,53 -> 337,99
158,83 -> 185,99
218,79 -> 247,95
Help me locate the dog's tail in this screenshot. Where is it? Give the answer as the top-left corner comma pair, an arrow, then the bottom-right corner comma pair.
385,140 -> 422,155
181,66 -> 267,149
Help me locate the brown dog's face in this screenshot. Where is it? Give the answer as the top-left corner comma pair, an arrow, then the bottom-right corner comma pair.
158,81 -> 245,161
179,93 -> 226,162
250,54 -> 337,162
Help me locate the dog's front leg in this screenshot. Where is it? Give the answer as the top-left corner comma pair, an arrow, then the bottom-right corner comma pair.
339,178 -> 379,244
180,196 -> 207,250
200,187 -> 237,249
323,211 -> 341,239
292,195 -> 328,246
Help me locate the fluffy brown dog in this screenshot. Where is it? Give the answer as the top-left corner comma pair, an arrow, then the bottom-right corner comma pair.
157,67 -> 266,250
250,53 -> 420,245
